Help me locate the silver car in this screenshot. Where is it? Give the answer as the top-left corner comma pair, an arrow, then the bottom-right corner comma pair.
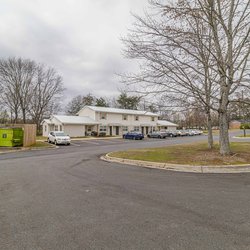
147,131 -> 168,139
48,131 -> 71,145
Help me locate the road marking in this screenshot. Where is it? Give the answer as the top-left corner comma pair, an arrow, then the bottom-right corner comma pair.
79,141 -> 100,145
103,140 -> 123,144
70,142 -> 81,147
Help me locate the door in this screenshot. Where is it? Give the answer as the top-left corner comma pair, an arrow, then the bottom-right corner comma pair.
141,127 -> 144,134
146,127 -> 149,134
115,126 -> 119,136
109,126 -> 112,136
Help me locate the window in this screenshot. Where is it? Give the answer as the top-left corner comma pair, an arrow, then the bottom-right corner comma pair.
55,125 -> 58,131
122,126 -> 128,132
100,113 -> 107,120
135,115 -> 139,121
44,125 -> 47,132
122,115 -> 128,121
134,126 -> 140,131
60,125 -> 63,131
151,117 -> 155,121
99,126 -> 107,132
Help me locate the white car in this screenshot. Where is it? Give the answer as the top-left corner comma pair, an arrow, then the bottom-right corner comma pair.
48,131 -> 71,145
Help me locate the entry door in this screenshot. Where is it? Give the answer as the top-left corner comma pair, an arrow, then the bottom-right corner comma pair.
146,127 -> 149,134
109,126 -> 112,136
115,126 -> 119,136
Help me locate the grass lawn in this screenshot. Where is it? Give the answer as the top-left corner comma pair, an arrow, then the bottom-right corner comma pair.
29,141 -> 53,148
36,136 -> 47,141
109,142 -> 250,166
238,134 -> 250,138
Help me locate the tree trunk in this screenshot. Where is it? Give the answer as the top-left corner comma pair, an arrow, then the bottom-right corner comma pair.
207,111 -> 213,149
218,110 -> 231,155
22,109 -> 26,124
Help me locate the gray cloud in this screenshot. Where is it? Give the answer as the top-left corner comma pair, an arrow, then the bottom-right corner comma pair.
0,0 -> 146,101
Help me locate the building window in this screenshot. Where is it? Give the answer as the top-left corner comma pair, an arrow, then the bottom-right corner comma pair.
60,125 -> 63,131
135,115 -> 139,121
122,126 -> 128,132
99,126 -> 107,132
55,125 -> 58,131
44,125 -> 47,132
134,126 -> 140,131
100,113 -> 107,120
122,115 -> 128,121
151,117 -> 155,121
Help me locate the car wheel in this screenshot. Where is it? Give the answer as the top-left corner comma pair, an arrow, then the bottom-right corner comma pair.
170,134 -> 173,137
54,140 -> 57,145
47,138 -> 50,143
133,136 -> 136,140
67,143 -> 70,146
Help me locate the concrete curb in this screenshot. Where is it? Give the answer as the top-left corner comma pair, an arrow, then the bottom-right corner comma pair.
0,145 -> 57,154
232,136 -> 250,140
71,136 -> 121,141
101,153 -> 250,174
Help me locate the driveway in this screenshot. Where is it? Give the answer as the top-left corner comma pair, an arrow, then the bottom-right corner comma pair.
0,132 -> 250,250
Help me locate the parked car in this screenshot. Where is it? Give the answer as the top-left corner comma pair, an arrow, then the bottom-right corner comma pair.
176,130 -> 187,136
159,129 -> 178,137
147,131 -> 168,139
123,131 -> 144,140
48,131 -> 71,145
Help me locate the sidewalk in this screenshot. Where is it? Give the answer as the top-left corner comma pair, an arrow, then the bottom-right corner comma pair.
101,154 -> 250,174
37,136 -> 122,142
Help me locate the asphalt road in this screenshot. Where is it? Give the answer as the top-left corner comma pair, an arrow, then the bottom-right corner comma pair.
1,133 -> 250,250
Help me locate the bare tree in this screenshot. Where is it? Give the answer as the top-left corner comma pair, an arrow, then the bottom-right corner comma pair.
122,0 -> 250,154
28,65 -> 64,133
0,57 -> 64,130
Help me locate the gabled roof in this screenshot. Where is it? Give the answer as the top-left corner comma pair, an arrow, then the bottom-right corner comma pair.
82,106 -> 158,117
52,115 -> 99,125
157,120 -> 178,127
42,119 -> 52,125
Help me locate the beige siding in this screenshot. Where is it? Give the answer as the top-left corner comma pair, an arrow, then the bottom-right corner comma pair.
63,125 -> 85,137
96,113 -> 157,136
78,107 -> 96,120
95,112 -> 157,127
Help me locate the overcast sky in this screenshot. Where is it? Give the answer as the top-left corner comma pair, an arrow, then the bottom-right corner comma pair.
0,0 -> 148,100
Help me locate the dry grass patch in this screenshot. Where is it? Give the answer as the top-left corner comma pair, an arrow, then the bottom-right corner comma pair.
109,142 -> 250,166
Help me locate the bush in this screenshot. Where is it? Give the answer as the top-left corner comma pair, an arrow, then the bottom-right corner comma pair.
98,132 -> 106,137
240,123 -> 250,129
90,131 -> 98,136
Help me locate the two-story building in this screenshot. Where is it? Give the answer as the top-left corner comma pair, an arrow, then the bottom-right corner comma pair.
42,106 -> 178,137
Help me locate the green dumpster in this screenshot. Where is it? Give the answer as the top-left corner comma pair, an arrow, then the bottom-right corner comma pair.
0,128 -> 24,147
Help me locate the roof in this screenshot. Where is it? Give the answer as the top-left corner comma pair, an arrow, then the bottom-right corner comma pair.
52,115 -> 100,125
82,106 -> 159,117
157,120 -> 178,127
42,119 -> 52,125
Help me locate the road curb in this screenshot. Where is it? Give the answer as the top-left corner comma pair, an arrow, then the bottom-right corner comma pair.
232,136 -> 250,140
0,145 -> 57,154
101,153 -> 250,174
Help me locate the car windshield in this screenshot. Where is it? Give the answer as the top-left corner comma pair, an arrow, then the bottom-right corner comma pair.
55,132 -> 66,136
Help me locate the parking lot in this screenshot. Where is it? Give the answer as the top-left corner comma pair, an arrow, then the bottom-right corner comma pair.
1,131 -> 250,250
